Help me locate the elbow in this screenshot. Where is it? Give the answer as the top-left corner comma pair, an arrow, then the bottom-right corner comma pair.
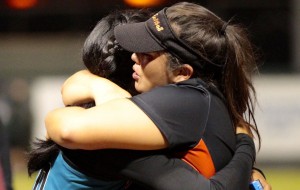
45,111 -> 75,148
58,125 -> 74,145
56,126 -> 79,149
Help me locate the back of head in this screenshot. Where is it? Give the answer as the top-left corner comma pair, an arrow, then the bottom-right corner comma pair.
82,9 -> 152,95
166,2 -> 260,145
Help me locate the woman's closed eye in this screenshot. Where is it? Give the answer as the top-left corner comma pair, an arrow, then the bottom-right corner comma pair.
137,52 -> 162,66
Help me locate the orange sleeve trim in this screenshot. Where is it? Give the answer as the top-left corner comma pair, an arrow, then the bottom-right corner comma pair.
178,139 -> 215,178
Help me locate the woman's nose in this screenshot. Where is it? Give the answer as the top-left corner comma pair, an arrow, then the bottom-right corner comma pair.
131,53 -> 140,64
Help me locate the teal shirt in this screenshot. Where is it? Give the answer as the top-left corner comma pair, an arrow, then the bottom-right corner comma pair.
33,152 -> 126,190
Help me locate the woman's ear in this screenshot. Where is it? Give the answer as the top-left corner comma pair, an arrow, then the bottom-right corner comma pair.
173,64 -> 194,83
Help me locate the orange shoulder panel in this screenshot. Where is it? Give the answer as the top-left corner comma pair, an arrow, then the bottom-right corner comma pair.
176,139 -> 215,178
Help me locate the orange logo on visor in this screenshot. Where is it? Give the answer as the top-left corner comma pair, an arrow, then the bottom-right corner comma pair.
152,13 -> 164,31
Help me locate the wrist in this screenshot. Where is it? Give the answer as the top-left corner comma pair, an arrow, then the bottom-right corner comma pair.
253,167 -> 266,179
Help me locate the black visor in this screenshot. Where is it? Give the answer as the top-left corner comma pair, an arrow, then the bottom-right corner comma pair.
114,8 -> 222,68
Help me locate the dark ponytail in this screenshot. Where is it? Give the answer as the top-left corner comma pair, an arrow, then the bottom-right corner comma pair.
223,24 -> 261,148
166,2 -> 261,148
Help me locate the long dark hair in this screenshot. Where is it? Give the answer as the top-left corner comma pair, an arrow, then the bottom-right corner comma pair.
83,9 -> 153,95
166,2 -> 261,147
27,9 -> 152,176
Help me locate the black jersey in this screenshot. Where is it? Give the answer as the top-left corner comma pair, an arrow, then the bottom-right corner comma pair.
131,78 -> 235,177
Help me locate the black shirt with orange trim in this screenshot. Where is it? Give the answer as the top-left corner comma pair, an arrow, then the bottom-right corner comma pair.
130,78 -> 235,178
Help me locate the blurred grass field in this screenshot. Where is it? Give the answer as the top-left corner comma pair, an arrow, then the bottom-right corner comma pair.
263,168 -> 300,190
13,167 -> 300,190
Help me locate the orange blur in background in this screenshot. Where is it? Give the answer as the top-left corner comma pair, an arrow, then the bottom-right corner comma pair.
6,0 -> 38,10
124,0 -> 166,8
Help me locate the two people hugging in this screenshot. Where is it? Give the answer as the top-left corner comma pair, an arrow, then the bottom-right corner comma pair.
28,2 -> 271,190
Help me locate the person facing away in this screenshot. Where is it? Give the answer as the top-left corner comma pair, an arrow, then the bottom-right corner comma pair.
42,2 -> 270,189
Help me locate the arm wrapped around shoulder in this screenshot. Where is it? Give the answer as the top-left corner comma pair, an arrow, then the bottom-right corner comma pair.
61,70 -> 131,106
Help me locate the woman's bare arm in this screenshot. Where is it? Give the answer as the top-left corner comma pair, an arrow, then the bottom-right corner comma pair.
45,98 -> 168,150
61,70 -> 131,106
46,70 -> 168,150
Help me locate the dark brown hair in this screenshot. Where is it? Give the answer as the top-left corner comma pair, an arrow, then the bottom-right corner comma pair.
27,9 -> 152,176
166,2 -> 261,147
